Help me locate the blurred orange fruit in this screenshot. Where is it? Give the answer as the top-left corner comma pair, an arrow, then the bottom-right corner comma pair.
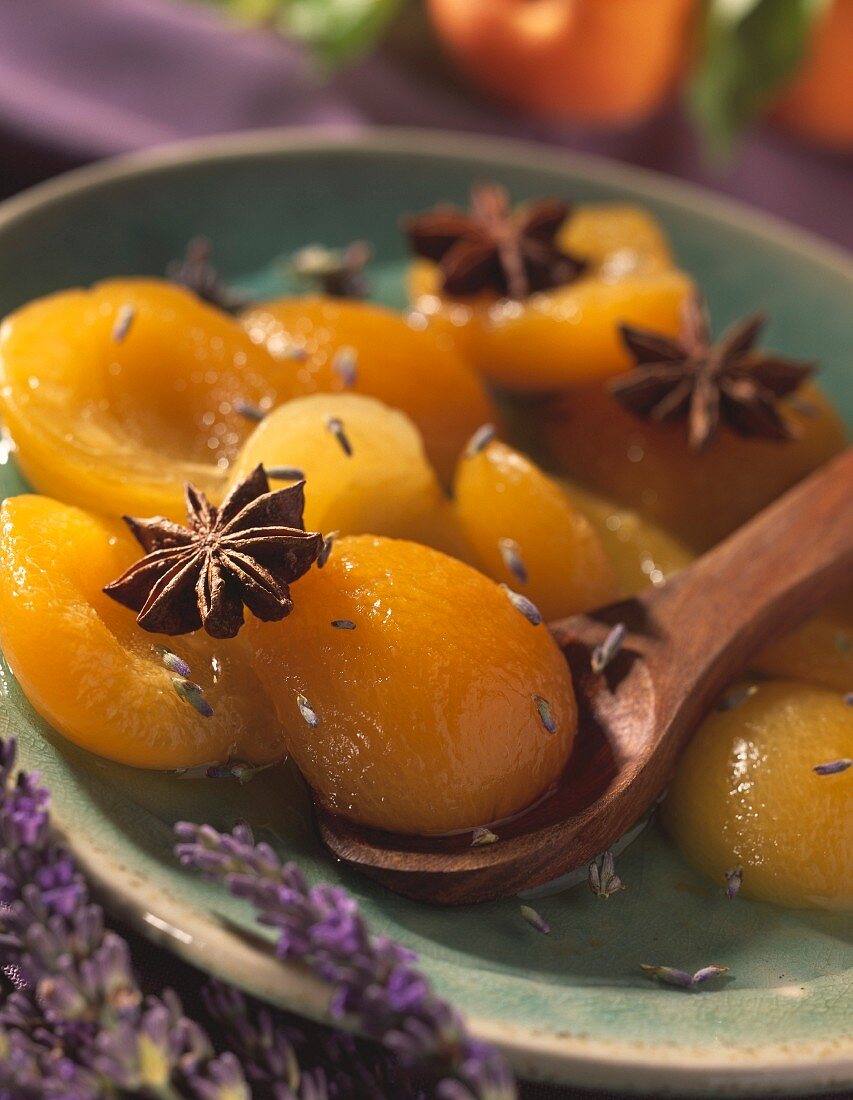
426,0 -> 698,124
770,0 -> 853,152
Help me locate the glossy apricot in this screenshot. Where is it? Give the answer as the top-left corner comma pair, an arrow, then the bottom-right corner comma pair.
246,535 -> 577,835
558,479 -> 694,595
754,586 -> 853,693
231,393 -> 471,560
240,297 -> 497,484
426,0 -> 697,124
0,280 -> 304,521
408,205 -> 693,391
453,440 -> 618,620
542,380 -> 846,550
0,494 -> 283,769
663,680 -> 852,910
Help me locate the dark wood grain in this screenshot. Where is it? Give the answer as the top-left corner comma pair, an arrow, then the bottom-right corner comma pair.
317,448 -> 853,905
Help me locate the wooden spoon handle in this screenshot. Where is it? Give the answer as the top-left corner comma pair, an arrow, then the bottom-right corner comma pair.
643,446 -> 853,723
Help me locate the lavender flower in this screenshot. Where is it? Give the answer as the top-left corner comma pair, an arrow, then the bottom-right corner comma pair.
519,906 -> 550,935
588,851 -> 625,898
175,821 -> 516,1099
724,865 -> 743,899
640,964 -> 729,989
0,736 -> 449,1099
590,623 -> 626,675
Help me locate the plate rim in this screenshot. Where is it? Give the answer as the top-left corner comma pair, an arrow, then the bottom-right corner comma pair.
2,126 -> 852,1095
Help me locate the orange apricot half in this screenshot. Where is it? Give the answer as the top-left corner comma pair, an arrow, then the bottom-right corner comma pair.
0,494 -> 283,769
246,535 -> 576,835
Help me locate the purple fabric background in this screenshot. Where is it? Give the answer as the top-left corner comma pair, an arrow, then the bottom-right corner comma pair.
0,2 -> 849,1097
0,0 -> 851,249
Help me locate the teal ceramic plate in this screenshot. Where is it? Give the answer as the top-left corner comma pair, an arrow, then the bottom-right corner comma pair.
0,130 -> 850,1096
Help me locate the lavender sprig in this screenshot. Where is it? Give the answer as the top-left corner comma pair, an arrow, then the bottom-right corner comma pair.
0,736 -> 433,1099
175,821 -> 516,1099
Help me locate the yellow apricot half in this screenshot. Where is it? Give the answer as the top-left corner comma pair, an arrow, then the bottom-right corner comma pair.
0,494 -> 283,769
246,535 -> 577,835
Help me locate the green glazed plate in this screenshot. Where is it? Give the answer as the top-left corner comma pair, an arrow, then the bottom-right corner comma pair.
0,131 -> 850,1096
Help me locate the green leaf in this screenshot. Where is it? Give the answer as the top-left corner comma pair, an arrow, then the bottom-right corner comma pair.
197,0 -> 404,66
283,0 -> 405,66
689,0 -> 832,158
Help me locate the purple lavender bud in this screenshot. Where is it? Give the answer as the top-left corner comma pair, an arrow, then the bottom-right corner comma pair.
499,585 -> 542,626
520,905 -> 550,934
640,964 -> 694,988
498,538 -> 527,585
591,623 -> 627,675
154,644 -> 192,679
532,694 -> 556,734
813,758 -> 852,776
190,1052 -> 252,1100
588,851 -> 625,897
692,965 -> 729,985
464,423 -> 497,459
332,346 -> 359,388
641,963 -> 729,989
724,865 -> 743,899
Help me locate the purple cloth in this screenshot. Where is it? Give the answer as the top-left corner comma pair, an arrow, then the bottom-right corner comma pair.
0,0 -> 851,249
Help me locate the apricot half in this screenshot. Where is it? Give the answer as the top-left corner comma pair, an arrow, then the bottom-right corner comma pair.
240,296 -> 497,484
0,494 -> 283,769
542,380 -> 846,550
246,535 -> 576,835
453,439 -> 618,620
754,586 -> 853,694
0,280 -> 305,520
408,205 -> 693,390
663,680 -> 852,910
230,393 -> 470,560
559,479 -> 694,595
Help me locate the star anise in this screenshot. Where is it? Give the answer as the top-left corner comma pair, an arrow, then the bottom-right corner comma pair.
167,237 -> 249,314
609,294 -> 816,451
103,465 -> 322,638
404,183 -> 586,300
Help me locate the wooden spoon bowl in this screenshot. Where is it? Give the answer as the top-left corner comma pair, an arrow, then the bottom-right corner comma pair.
317,449 -> 853,905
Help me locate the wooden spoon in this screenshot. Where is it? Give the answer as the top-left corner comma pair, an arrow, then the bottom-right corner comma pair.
317,448 -> 853,905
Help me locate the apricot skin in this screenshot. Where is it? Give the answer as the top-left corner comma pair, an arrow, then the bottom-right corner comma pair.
453,441 -> 618,621
0,280 -> 295,520
663,680 -> 852,910
246,535 -> 577,836
240,297 -> 498,485
0,494 -> 284,770
542,380 -> 846,551
408,205 -> 693,391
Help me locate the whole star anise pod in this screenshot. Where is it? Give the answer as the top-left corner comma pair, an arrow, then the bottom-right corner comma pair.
167,237 -> 248,314
404,183 -> 586,300
103,466 -> 322,638
609,294 -> 816,451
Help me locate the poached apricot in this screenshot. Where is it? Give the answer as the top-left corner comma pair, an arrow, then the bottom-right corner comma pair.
408,205 -> 693,390
0,494 -> 283,769
663,680 -> 852,910
246,535 -> 577,835
453,439 -> 618,620
240,296 -> 497,484
0,280 -> 301,521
